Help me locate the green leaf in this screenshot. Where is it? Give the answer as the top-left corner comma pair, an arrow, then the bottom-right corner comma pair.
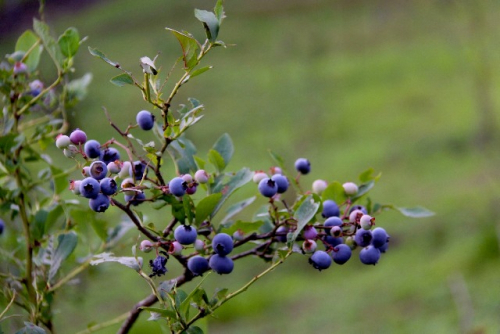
33,19 -> 63,70
140,307 -> 177,319
67,73 -> 92,104
211,168 -> 253,219
158,280 -> 176,301
213,133 -> 234,167
90,252 -> 143,272
220,220 -> 264,235
195,9 -> 219,42
57,27 -> 80,58
290,195 -> 320,243
268,150 -> 285,170
15,322 -> 46,334
110,73 -> 134,87
106,220 -> 134,248
88,46 -> 119,67
31,210 -> 47,241
188,66 -> 212,80
214,0 -> 225,23
15,30 -> 42,72
322,181 -> 347,204
352,180 -> 375,201
193,156 -> 206,170
207,149 -> 225,173
48,231 -> 78,282
49,166 -> 68,195
167,137 -> 198,174
166,28 -> 200,70
195,193 -> 222,224
219,196 -> 256,225
395,206 -> 435,218
183,195 -> 196,225
186,326 -> 204,334
359,168 -> 381,183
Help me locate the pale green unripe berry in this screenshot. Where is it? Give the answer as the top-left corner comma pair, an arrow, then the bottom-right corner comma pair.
63,145 -> 79,158
107,161 -> 121,174
252,171 -> 267,184
312,179 -> 328,195
194,239 -> 205,253
360,214 -> 375,230
56,135 -> 71,149
345,236 -> 356,250
343,182 -> 358,196
121,178 -> 136,195
140,240 -> 154,252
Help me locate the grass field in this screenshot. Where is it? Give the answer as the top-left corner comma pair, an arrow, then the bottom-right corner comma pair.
2,0 -> 500,333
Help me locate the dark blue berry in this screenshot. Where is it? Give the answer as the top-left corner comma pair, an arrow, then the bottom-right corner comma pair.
79,177 -> 100,199
349,205 -> 368,215
187,256 -> 210,276
295,158 -> 311,174
324,235 -> 343,248
150,255 -> 168,277
271,174 -> 289,194
209,254 -> 234,275
359,245 -> 381,265
100,178 -> 117,195
0,219 -> 4,235
324,216 -> 343,234
378,241 -> 389,253
90,161 -> 108,180
99,147 -> 120,165
354,229 -> 373,247
212,233 -> 234,256
371,227 -> 389,249
322,200 -> 340,218
89,193 -> 110,212
124,192 -> 146,206
169,177 -> 187,197
309,250 -> 332,271
132,161 -> 148,181
332,244 -> 352,265
84,140 -> 101,159
174,225 -> 197,245
136,110 -> 155,130
258,178 -> 278,198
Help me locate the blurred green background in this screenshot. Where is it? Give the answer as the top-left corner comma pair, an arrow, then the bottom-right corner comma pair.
2,0 -> 500,333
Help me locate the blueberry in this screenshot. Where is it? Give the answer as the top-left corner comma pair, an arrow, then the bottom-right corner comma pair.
330,226 -> 342,237
79,177 -> 101,199
124,192 -> 146,206
309,250 -> 332,271
322,200 -> 340,218
136,110 -> 155,130
271,174 -> 289,194
107,161 -> 121,174
324,216 -> 343,234
303,225 -> 318,240
131,161 -> 147,181
194,169 -> 209,184
63,145 -> 79,158
332,244 -> 352,265
252,171 -> 268,184
209,254 -> 234,275
212,233 -> 234,256
378,240 -> 389,253
343,182 -> 358,196
295,158 -> 311,175
0,219 -> 4,235
350,205 -> 368,215
258,178 -> 278,198
55,135 -> 71,149
349,209 -> 364,223
302,239 -> 317,253
270,166 -> 282,175
90,161 -> 108,180
187,256 -> 210,276
359,214 -> 374,230
186,185 -> 197,195
276,225 -> 289,242
312,179 -> 328,195
194,239 -> 206,253
359,245 -> 381,265
150,255 -> 168,277
99,147 -> 120,165
100,178 -> 118,195
140,240 -> 154,252
354,229 -> 373,247
89,193 -> 110,212
169,177 -> 187,197
13,62 -> 28,74
29,80 -> 43,96
82,166 -> 91,177
69,129 -> 87,145
121,178 -> 136,195
371,227 -> 389,249
174,225 -> 197,245
69,180 -> 81,195
119,161 -> 132,178
324,235 -> 343,248
84,140 -> 101,159
168,241 -> 183,255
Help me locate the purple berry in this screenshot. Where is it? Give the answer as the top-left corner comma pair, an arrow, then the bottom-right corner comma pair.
89,193 -> 110,212
212,233 -> 234,256
84,140 -> 101,159
332,244 -> 352,265
271,174 -> 289,194
309,250 -> 332,271
90,161 -> 108,180
209,254 -> 234,275
79,177 -> 100,199
13,62 -> 28,74
303,225 -> 318,240
186,185 -> 197,195
174,225 -> 197,245
258,178 -> 278,198
136,110 -> 155,130
169,177 -> 187,197
322,200 -> 340,218
378,241 -> 389,253
69,129 -> 87,145
29,80 -> 44,96
187,256 -> 210,276
100,178 -> 118,195
295,158 -> 311,174
354,229 -> 373,247
359,245 -> 381,265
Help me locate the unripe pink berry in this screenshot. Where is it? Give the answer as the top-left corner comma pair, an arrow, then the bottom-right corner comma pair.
270,166 -> 282,175
194,169 -> 209,184
119,161 -> 132,178
168,241 -> 183,255
312,179 -> 328,194
69,128 -> 87,145
349,209 -> 364,223
194,239 -> 205,253
252,171 -> 268,184
63,145 -> 79,158
107,161 -> 122,174
302,239 -> 317,253
181,174 -> 193,183
140,240 -> 154,252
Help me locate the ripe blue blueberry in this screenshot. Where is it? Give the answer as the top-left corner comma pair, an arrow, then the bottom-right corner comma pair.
131,161 -> 147,181
90,161 -> 108,180
84,140 -> 101,159
212,233 -> 234,256
69,129 -> 87,145
100,178 -> 118,195
0,219 -> 4,235
378,240 -> 389,253
324,216 -> 343,234
322,200 -> 340,218
295,158 -> 311,174
99,147 -> 120,165
354,228 -> 373,247
150,255 -> 168,277
169,177 -> 187,197
324,235 -> 343,248
174,225 -> 197,245
350,205 -> 368,215
187,256 -> 210,276
79,177 -> 101,199
89,193 -> 110,212
309,250 -> 332,271
371,227 -> 389,249
258,178 -> 278,198
136,110 -> 155,130
209,254 -> 234,275
332,244 -> 352,265
271,174 -> 289,194
359,245 -> 381,265
124,192 -> 146,206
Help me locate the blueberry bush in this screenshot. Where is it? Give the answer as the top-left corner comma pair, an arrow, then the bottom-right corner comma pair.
0,1 -> 434,333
